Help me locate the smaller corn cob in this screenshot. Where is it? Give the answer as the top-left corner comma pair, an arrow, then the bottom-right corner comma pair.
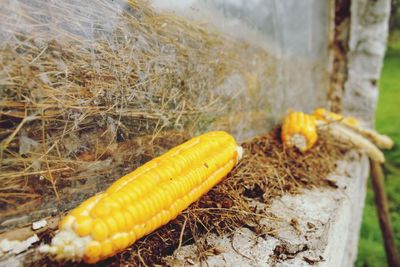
281,109 -> 392,159
39,131 -> 243,263
321,123 -> 385,163
281,112 -> 318,152
346,126 -> 394,149
313,108 -> 393,149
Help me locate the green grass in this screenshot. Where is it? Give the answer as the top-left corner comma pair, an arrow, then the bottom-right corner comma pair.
355,38 -> 400,267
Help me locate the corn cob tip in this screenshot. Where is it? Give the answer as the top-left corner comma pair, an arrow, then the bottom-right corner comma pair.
38,223 -> 92,261
289,134 -> 308,152
378,134 -> 394,149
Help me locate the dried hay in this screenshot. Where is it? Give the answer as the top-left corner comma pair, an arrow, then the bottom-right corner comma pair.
0,0 -> 272,225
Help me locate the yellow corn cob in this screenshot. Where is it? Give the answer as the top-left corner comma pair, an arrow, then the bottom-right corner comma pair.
281,112 -> 318,152
39,131 -> 242,263
313,108 -> 359,127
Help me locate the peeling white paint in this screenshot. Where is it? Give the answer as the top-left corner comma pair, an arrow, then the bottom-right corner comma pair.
32,219 -> 47,230
0,235 -> 39,255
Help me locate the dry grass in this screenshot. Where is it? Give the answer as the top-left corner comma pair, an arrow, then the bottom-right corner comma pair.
0,0 -> 273,225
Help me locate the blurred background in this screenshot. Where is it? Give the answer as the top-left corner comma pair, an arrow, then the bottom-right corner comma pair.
356,0 -> 400,266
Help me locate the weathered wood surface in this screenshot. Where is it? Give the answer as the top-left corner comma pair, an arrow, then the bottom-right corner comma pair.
166,152 -> 369,267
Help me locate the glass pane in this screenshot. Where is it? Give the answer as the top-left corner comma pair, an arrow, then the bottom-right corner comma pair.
0,0 -> 331,228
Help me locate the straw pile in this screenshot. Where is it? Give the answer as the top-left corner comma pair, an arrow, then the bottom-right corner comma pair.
0,0 -> 272,224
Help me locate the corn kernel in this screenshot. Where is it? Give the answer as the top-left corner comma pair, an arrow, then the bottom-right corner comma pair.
84,241 -> 101,259
111,233 -> 129,251
100,239 -> 114,258
74,215 -> 93,237
91,220 -> 109,241
104,217 -> 119,236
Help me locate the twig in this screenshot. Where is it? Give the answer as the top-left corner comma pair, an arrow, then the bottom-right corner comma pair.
370,159 -> 400,267
0,111 -> 37,153
177,216 -> 188,251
